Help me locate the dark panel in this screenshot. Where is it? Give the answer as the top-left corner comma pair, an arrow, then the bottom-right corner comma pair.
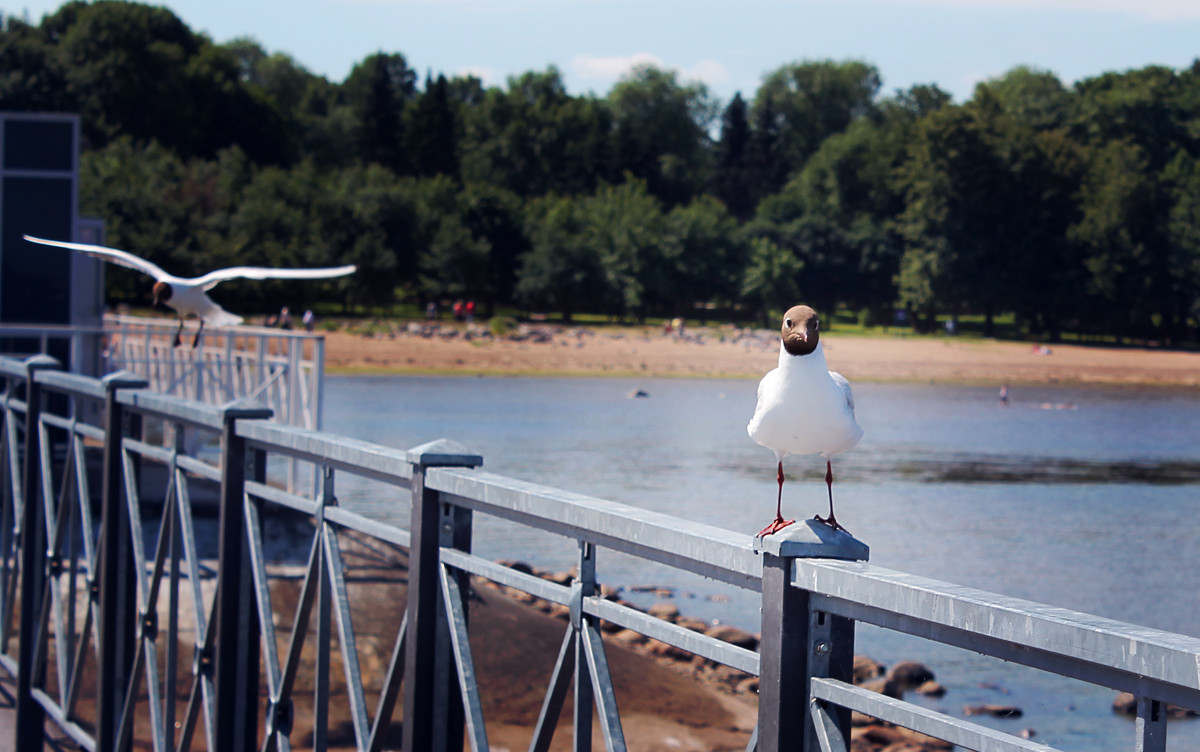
3,119 -> 74,171
2,176 -> 73,323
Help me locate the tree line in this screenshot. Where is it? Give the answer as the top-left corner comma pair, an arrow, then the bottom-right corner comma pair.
3,1 -> 1200,344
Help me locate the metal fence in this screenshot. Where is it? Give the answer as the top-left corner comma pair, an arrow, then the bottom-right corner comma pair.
0,352 -> 1197,752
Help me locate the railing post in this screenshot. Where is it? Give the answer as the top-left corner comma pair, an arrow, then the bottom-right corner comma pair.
95,371 -> 149,752
755,520 -> 868,752
212,401 -> 273,752
14,354 -> 60,752
402,439 -> 482,752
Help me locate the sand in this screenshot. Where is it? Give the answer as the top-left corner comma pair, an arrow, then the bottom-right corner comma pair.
322,322 -> 1200,387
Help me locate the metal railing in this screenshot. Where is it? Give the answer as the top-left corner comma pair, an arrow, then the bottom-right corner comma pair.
0,352 -> 1197,752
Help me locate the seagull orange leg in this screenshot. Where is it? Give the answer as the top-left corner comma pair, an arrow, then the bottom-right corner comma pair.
758,461 -> 794,537
815,460 -> 848,533
191,318 -> 204,348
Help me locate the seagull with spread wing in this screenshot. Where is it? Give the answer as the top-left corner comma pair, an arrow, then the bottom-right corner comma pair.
24,235 -> 356,347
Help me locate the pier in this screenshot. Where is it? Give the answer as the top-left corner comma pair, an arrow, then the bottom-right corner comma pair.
0,352 -> 1196,752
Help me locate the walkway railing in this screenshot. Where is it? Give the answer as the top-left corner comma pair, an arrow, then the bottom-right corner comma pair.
0,352 -> 1196,752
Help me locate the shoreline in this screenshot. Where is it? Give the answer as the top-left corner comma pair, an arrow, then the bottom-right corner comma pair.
321,322 -> 1200,388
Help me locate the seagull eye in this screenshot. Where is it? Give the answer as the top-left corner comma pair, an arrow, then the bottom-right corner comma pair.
784,318 -> 792,328
814,318 -> 820,329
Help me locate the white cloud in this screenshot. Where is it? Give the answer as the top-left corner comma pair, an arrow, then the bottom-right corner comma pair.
875,0 -> 1200,21
571,52 -> 665,81
571,53 -> 732,90
456,65 -> 503,86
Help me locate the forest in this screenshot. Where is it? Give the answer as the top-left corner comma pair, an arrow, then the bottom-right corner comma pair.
3,1 -> 1200,344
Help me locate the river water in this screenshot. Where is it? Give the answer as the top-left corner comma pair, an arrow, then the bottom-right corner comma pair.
322,374 -> 1200,751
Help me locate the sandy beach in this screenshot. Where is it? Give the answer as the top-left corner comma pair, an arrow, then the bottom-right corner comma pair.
323,322 -> 1200,387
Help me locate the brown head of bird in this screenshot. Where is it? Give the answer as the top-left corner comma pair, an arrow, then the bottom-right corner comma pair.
781,305 -> 820,356
152,281 -> 173,308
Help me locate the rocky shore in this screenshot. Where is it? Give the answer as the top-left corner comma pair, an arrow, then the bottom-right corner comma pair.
321,319 -> 1200,387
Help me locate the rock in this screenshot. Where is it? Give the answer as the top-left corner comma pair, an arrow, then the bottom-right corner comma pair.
854,655 -> 887,684
887,660 -> 935,688
647,603 -> 681,623
859,676 -> 903,699
645,638 -> 691,662
704,624 -> 759,651
916,681 -> 946,698
497,560 -> 534,575
609,628 -> 648,647
963,704 -> 1023,718
1113,692 -> 1199,718
677,616 -> 710,633
736,677 -> 759,695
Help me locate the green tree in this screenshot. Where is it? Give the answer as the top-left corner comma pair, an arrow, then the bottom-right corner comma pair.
608,65 -> 715,207
344,52 -> 416,173
516,194 -> 606,320
406,73 -> 458,179
741,237 -> 802,326
753,60 -> 881,178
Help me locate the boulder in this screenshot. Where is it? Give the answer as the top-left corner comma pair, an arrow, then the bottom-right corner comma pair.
705,624 -> 759,651
887,660 -> 935,688
916,681 -> 946,698
963,705 -> 1023,718
1113,692 -> 1199,718
647,603 -> 681,623
854,655 -> 887,684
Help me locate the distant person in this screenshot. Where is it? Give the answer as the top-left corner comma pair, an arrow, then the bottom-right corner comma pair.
466,300 -> 475,323
303,309 -> 314,332
453,300 -> 464,322
279,306 -> 293,330
999,384 -> 1009,404
426,301 -> 437,320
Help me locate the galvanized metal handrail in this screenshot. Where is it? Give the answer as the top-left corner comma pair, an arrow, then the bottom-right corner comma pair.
0,352 -> 1196,752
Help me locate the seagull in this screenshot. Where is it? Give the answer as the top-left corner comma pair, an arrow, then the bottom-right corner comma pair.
747,305 -> 863,536
23,236 -> 356,347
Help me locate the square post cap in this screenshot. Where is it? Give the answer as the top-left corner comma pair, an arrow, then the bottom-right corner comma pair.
753,518 -> 868,561
101,370 -> 149,391
406,438 -> 483,468
22,353 -> 60,373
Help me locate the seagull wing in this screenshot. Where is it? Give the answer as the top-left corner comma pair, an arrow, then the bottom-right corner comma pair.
23,236 -> 176,281
193,264 -> 358,291
830,371 -> 856,415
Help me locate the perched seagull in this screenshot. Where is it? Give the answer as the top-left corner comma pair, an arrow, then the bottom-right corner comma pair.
23,236 -> 356,347
747,305 -> 863,536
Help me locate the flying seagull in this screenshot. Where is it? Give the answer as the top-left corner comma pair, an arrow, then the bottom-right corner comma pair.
747,305 -> 863,536
24,235 -> 356,347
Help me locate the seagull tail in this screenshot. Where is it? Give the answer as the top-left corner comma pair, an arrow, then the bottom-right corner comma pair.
205,309 -> 243,328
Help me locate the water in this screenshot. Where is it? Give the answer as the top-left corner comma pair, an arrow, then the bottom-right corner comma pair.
322,374 -> 1200,751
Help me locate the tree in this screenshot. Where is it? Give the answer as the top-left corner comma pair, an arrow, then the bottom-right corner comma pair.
406,73 -> 458,179
711,93 -> 758,220
516,195 -> 606,320
741,237 -> 802,326
753,60 -> 881,178
608,65 -> 716,207
344,52 -> 416,173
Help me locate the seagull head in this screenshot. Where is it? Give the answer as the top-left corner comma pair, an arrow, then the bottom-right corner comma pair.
152,281 -> 173,308
781,304 -> 820,356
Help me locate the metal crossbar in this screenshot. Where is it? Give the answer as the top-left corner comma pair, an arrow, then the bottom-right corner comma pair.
0,353 -> 1197,752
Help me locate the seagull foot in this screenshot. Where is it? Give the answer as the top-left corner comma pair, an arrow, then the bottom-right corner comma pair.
814,514 -> 849,534
757,517 -> 795,537
172,333 -> 182,347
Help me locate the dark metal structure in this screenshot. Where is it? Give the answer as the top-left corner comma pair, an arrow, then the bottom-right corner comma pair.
0,352 -> 1196,751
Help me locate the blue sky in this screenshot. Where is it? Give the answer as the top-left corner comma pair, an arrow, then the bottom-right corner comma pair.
7,0 -> 1200,105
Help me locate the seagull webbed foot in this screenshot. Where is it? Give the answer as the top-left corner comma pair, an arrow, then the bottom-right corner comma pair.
814,514 -> 849,534
757,516 -> 795,538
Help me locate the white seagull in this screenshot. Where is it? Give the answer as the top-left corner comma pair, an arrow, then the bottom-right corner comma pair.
24,235 -> 356,347
747,305 -> 863,536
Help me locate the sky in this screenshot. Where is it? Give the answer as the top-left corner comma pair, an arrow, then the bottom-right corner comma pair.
7,0 -> 1200,105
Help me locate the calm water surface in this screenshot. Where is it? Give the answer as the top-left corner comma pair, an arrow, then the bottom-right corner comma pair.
323,374 -> 1200,751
